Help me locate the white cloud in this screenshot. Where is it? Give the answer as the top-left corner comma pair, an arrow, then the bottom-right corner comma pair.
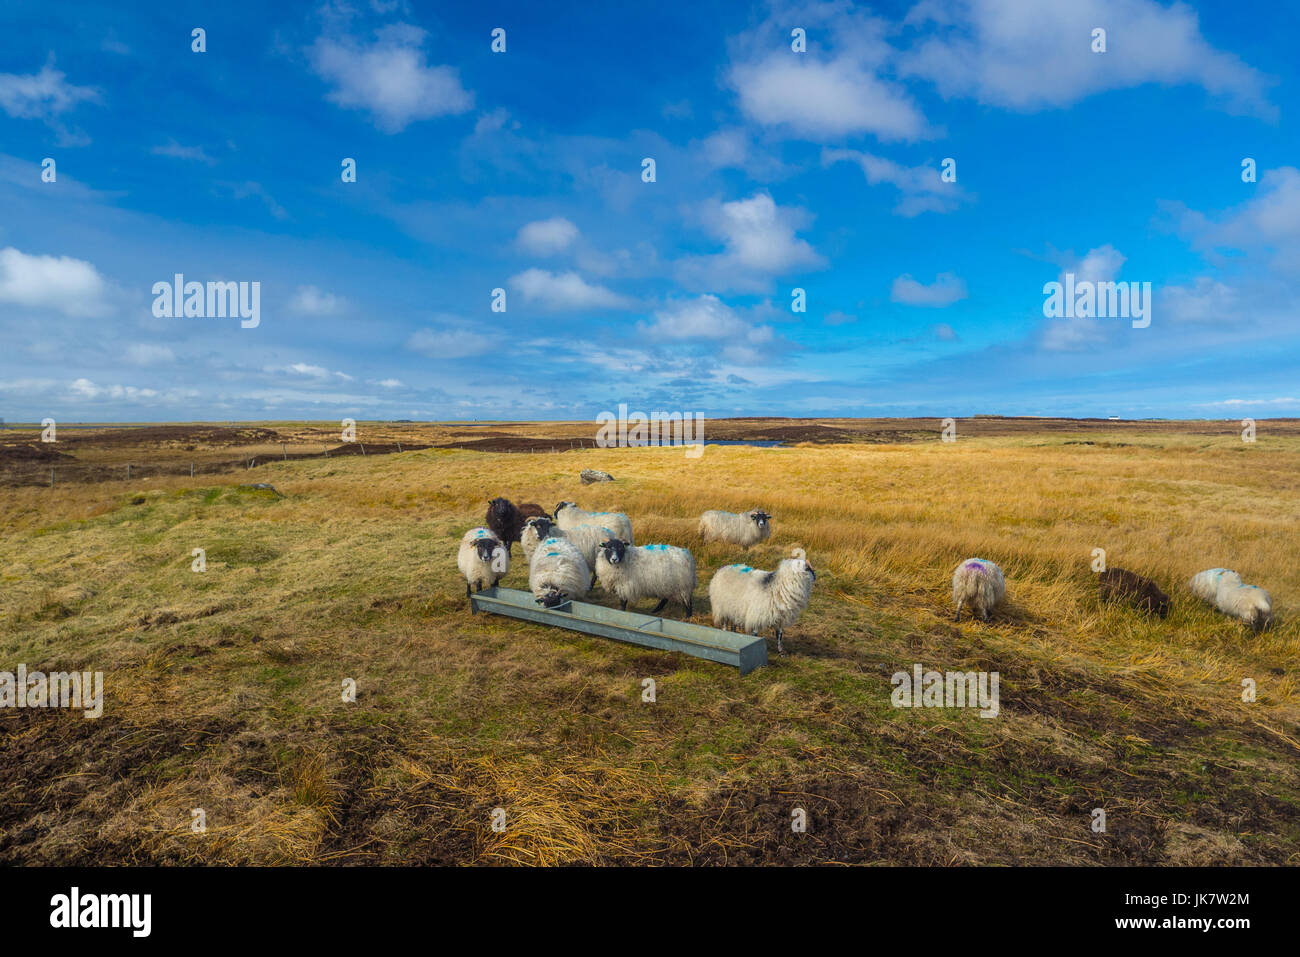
309,23 -> 473,132
152,140 -> 216,165
509,268 -> 634,311
289,285 -> 344,316
0,62 -> 97,120
730,54 -> 929,140
69,378 -> 157,401
677,192 -> 824,293
406,315 -> 497,358
639,295 -> 776,364
891,272 -> 968,306
265,362 -> 353,381
822,148 -> 969,216
0,246 -> 111,317
375,378 -> 405,388
124,343 -> 175,366
901,0 -> 1274,117
515,217 -> 579,255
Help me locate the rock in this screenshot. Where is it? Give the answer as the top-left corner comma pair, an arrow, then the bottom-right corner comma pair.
580,469 -> 614,484
240,483 -> 285,497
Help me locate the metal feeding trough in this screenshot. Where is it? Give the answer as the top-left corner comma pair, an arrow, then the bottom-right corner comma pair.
469,587 -> 767,675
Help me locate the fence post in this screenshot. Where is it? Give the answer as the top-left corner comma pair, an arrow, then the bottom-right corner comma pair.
397,442 -> 402,453
282,443 -> 287,460
191,462 -> 194,478
50,468 -> 54,487
360,444 -> 366,457
126,464 -> 131,480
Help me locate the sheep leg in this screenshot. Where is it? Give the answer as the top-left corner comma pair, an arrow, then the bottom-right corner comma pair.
465,583 -> 472,599
686,599 -> 693,617
775,628 -> 785,657
620,600 -> 628,612
955,600 -> 962,623
650,598 -> 668,615
590,572 -> 598,590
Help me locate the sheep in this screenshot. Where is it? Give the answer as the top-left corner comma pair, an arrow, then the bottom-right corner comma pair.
698,508 -> 771,548
457,527 -> 508,598
708,557 -> 815,656
554,501 -> 634,544
486,497 -> 550,555
952,558 -> 1006,622
521,515 -> 610,565
1189,568 -> 1242,605
1098,567 -> 1170,618
595,539 -> 696,616
1214,581 -> 1274,631
528,536 -> 591,608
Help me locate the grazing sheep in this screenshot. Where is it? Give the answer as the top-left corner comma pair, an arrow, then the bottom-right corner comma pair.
595,539 -> 696,616
554,501 -> 634,544
708,557 -> 815,656
1098,568 -> 1170,618
698,508 -> 771,548
457,527 -> 508,598
1214,581 -> 1274,631
1189,568 -> 1242,605
486,497 -> 549,554
528,536 -> 591,608
952,558 -> 1006,622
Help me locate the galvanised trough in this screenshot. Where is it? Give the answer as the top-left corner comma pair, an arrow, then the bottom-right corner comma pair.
469,587 -> 767,675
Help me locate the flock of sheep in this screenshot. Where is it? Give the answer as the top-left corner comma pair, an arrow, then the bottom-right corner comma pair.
459,497 -> 1276,658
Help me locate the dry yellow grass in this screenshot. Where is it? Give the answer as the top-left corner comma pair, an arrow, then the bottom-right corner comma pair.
2,424 -> 1298,864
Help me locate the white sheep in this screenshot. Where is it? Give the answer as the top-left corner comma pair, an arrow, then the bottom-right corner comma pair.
522,516 -> 612,569
952,558 -> 1006,622
708,557 -> 815,656
1189,568 -> 1242,604
554,501 -> 634,545
594,539 -> 696,616
698,508 -> 771,548
1191,569 -> 1274,630
528,536 -> 591,607
457,527 -> 508,598
1214,581 -> 1274,631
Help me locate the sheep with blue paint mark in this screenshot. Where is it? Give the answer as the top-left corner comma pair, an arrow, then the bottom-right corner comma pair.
1189,568 -> 1242,604
554,501 -> 634,545
1191,568 -> 1274,630
522,516 -> 614,572
952,558 -> 1005,622
595,539 -> 696,616
708,557 -> 815,656
457,527 -> 508,599
528,536 -> 591,608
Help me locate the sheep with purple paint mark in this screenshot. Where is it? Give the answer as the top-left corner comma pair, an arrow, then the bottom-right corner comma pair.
952,558 -> 1005,622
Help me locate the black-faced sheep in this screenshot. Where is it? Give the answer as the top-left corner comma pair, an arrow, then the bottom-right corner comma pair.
528,536 -> 591,608
594,539 -> 696,616
708,557 -> 815,656
554,501 -> 633,544
698,508 -> 771,548
457,527 -> 508,598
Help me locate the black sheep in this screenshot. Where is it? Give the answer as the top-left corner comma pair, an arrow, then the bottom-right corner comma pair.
1098,567 -> 1170,618
486,497 -> 549,554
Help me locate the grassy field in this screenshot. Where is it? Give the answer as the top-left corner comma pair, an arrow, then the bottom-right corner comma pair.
2,420 -> 1298,864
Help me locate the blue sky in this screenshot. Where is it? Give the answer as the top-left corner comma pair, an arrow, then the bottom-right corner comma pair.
1,0 -> 1297,422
